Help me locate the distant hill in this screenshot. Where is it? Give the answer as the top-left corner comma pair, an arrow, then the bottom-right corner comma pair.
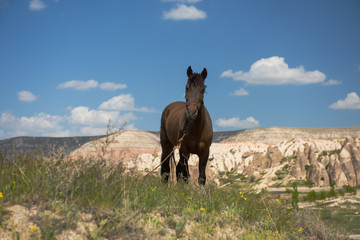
1,126 -> 359,156
223,126 -> 360,144
0,136 -> 104,156
0,131 -> 242,155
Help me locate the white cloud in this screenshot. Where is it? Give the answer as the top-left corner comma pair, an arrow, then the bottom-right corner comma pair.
135,107 -> 157,113
230,88 -> 249,96
58,80 -> 127,91
70,106 -> 120,126
329,92 -> 360,110
322,79 -> 342,86
163,4 -> 207,20
99,82 -> 127,91
125,123 -> 137,130
216,116 -> 260,129
0,112 -> 67,138
17,90 -> 38,102
70,106 -> 137,136
69,106 -> 137,127
58,80 -> 98,90
29,0 -> 46,11
0,107 -> 141,138
221,56 -> 326,85
1,91 -> 155,138
99,94 -> 156,112
99,94 -> 135,111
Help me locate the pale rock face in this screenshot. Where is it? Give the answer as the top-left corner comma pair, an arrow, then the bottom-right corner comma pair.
327,154 -> 348,187
339,137 -> 359,186
348,139 -> 360,185
266,146 -> 283,167
305,145 -> 329,186
70,130 -> 161,163
306,160 -> 330,187
291,150 -> 309,181
70,127 -> 360,188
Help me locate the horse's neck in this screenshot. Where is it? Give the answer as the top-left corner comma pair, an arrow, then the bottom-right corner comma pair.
182,104 -> 205,133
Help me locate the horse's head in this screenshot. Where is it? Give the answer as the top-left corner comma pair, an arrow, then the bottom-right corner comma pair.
185,66 -> 207,122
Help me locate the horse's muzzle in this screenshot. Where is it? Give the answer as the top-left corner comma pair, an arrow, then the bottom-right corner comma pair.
186,104 -> 198,121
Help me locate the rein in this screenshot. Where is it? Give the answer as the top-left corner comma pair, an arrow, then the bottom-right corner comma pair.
144,132 -> 187,177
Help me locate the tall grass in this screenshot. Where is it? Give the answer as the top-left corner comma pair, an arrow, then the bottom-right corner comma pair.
0,147 -> 346,239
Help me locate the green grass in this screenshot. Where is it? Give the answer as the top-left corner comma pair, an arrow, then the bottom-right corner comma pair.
272,164 -> 290,181
0,151 -> 348,239
303,186 -> 357,202
321,207 -> 360,235
316,201 -> 360,235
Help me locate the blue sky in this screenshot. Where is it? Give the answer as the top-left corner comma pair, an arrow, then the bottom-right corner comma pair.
0,0 -> 360,139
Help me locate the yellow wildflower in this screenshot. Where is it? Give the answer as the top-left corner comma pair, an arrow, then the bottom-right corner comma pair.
240,192 -> 246,200
29,225 -> 38,230
276,199 -> 280,203
0,192 -> 3,198
287,206 -> 292,209
13,181 -> 16,184
298,227 -> 303,232
200,207 -> 205,211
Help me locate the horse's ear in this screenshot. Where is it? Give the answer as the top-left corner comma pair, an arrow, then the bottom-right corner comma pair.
201,68 -> 207,81
187,66 -> 193,78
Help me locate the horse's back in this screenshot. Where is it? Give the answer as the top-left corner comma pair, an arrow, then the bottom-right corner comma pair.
161,101 -> 185,123
160,101 -> 185,145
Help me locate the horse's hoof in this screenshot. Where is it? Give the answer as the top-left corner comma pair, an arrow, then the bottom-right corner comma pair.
161,173 -> 170,183
198,178 -> 206,186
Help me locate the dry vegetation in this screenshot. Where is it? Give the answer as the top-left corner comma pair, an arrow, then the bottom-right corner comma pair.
0,130 -> 357,239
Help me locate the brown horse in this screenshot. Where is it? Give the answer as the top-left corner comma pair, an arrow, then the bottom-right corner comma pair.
160,66 -> 213,185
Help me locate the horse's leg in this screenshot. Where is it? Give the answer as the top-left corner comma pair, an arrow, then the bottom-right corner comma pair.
160,150 -> 172,183
160,131 -> 174,183
176,150 -> 190,183
198,149 -> 209,186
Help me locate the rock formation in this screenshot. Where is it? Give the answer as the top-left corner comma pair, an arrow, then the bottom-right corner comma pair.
69,127 -> 360,188
338,137 -> 360,186
266,146 -> 283,167
70,130 -> 161,163
291,148 -> 309,181
327,154 -> 348,187
288,137 -> 360,188
306,146 -> 330,186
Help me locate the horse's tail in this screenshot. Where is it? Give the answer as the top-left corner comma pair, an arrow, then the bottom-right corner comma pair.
169,152 -> 176,182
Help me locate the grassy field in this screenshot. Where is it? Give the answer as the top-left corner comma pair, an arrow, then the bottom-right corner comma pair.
0,149 -> 354,239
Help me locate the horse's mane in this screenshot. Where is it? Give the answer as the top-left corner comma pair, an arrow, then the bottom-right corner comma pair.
188,73 -> 206,89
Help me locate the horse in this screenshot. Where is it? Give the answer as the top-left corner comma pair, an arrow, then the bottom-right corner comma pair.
160,66 -> 213,185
